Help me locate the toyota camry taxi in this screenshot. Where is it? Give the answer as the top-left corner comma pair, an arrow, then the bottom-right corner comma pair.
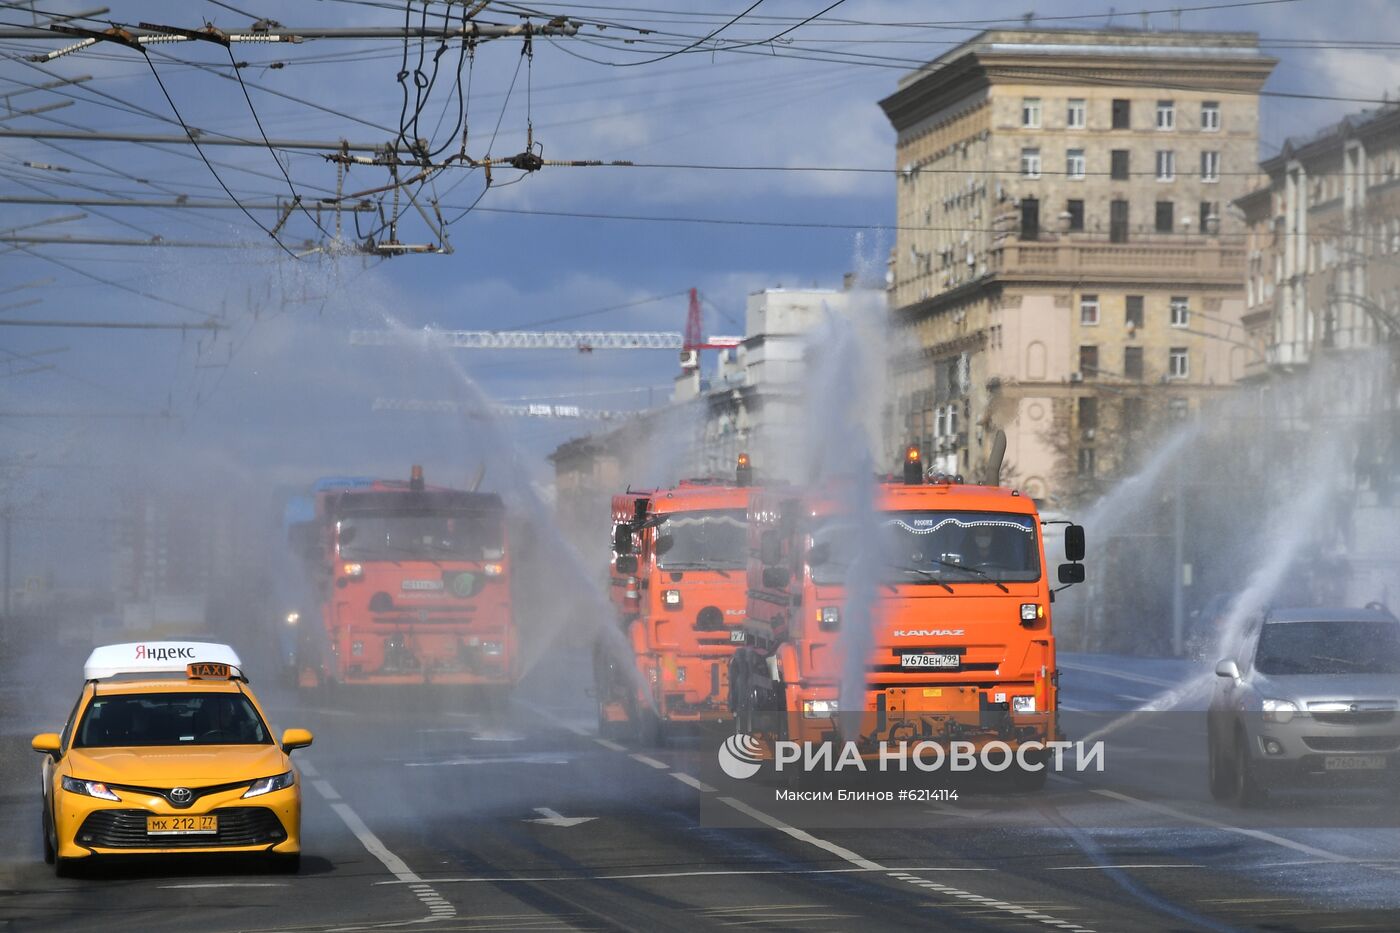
31,642 -> 313,876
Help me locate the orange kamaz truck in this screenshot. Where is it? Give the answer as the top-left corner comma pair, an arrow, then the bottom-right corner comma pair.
288,466 -> 517,699
729,446 -> 1085,788
594,456 -> 758,743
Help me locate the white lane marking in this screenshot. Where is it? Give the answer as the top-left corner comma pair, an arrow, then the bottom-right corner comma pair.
308,768 -> 457,924
159,883 -> 288,889
594,738 -> 626,752
629,753 -> 669,770
670,772 -> 717,793
524,807 -> 597,828
374,866 -> 995,885
1058,661 -> 1179,689
1046,864 -> 1203,871
1092,789 -> 1358,864
312,779 -> 342,801
717,796 -> 1094,932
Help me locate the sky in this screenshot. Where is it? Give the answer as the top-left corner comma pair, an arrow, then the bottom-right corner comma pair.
2,0 -> 1400,582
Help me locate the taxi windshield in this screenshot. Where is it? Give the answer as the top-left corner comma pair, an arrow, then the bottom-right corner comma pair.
74,692 -> 272,747
809,511 -> 1041,585
339,511 -> 504,561
654,508 -> 747,570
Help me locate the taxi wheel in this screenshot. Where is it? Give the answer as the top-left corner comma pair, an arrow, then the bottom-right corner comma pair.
269,853 -> 301,874
40,810 -> 54,865
54,856 -> 80,878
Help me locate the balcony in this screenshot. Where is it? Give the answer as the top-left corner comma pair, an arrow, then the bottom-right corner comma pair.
991,235 -> 1245,285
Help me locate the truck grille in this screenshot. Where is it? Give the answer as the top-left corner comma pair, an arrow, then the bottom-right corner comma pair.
76,808 -> 285,849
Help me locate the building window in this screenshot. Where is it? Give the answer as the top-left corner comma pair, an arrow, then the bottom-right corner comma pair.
1066,199 -> 1084,232
1122,396 -> 1145,430
1066,148 -> 1085,180
1125,295 -> 1144,328
1199,201 -> 1217,234
1156,200 -> 1175,233
1124,346 -> 1144,381
1168,347 -> 1189,379
1020,197 -> 1040,240
1080,294 -> 1100,326
1170,296 -> 1190,327
1156,100 -> 1175,130
1156,150 -> 1176,181
1169,397 -> 1190,420
1110,199 -> 1129,243
1111,98 -> 1131,129
1079,345 -> 1099,379
1110,149 -> 1130,180
1021,147 -> 1041,178
1067,98 -> 1086,128
1201,101 -> 1220,131
1078,396 -> 1098,431
1022,97 -> 1041,128
1201,150 -> 1220,182
1077,446 -> 1096,477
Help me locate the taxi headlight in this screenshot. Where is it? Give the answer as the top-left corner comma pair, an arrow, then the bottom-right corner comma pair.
243,770 -> 296,798
62,776 -> 120,801
1261,698 -> 1297,723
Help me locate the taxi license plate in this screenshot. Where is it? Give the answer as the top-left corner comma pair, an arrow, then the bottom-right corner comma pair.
1323,755 -> 1386,771
147,815 -> 218,835
901,653 -> 960,669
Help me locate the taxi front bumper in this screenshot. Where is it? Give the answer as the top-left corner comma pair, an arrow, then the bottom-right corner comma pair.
54,783 -> 300,859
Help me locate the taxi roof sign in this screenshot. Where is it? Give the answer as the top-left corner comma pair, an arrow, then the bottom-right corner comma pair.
83,642 -> 244,681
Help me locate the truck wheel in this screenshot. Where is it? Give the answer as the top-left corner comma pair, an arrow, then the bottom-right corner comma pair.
634,708 -> 663,747
1008,749 -> 1049,791
1230,729 -> 1267,808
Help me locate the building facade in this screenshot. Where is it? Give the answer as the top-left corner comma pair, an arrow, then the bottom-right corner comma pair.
880,28 -> 1275,502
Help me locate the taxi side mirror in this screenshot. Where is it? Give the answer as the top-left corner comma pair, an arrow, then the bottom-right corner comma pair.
31,733 -> 61,759
281,728 -> 314,753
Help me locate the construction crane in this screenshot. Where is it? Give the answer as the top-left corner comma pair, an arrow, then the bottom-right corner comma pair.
372,398 -> 636,421
350,289 -> 742,361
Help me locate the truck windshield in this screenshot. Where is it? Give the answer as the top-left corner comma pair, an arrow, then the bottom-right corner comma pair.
1254,620 -> 1400,675
339,512 -> 504,561
74,692 -> 272,747
810,511 -> 1040,585
655,509 -> 747,570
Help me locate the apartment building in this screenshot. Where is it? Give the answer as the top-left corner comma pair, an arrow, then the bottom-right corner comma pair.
880,28 -> 1275,502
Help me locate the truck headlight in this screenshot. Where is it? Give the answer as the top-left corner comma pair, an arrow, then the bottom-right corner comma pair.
1020,603 -> 1042,622
1012,695 -> 1037,714
243,771 -> 295,798
663,589 -> 682,607
342,562 -> 363,578
285,611 -> 300,626
62,776 -> 120,801
802,699 -> 839,719
1261,698 -> 1297,723
819,606 -> 840,631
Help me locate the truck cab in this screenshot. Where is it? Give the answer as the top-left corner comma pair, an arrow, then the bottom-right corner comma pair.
596,457 -> 757,743
730,448 -> 1085,787
292,467 -> 517,696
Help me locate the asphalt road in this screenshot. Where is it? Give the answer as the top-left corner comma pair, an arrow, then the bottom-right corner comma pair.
4,617 -> 1400,933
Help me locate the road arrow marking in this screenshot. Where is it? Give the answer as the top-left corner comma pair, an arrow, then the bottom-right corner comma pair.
525,807 -> 597,828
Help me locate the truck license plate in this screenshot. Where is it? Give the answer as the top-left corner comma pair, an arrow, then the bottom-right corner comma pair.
901,653 -> 960,669
1323,755 -> 1386,771
729,630 -> 746,643
147,814 -> 218,835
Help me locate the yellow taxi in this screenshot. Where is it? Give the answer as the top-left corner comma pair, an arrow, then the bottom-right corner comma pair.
31,642 -> 313,876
